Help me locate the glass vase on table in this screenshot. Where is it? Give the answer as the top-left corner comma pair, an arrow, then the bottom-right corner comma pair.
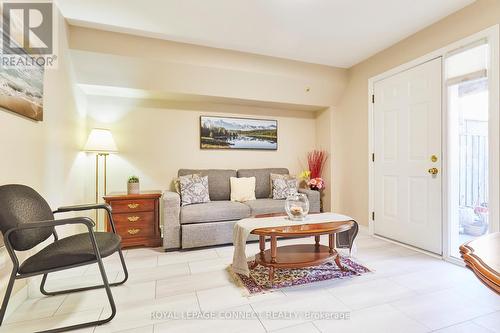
285,193 -> 310,221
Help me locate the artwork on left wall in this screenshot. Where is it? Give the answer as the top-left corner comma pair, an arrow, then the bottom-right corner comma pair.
0,30 -> 44,121
200,115 -> 278,150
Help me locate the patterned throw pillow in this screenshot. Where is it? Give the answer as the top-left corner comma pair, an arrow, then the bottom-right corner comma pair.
173,174 -> 200,194
173,177 -> 181,194
269,173 -> 295,197
179,174 -> 210,206
272,178 -> 298,200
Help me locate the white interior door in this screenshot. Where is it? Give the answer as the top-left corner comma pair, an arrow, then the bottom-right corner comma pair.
373,57 -> 442,254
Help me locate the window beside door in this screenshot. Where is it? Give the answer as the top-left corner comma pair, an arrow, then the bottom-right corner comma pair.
446,41 -> 490,258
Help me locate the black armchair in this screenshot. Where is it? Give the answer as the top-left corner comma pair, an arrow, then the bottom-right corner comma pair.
0,184 -> 128,332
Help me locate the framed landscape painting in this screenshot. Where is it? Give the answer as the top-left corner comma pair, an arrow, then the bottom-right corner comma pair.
200,116 -> 278,150
0,29 -> 44,121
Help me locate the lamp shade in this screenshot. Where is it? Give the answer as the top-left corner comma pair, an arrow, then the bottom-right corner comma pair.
84,128 -> 118,153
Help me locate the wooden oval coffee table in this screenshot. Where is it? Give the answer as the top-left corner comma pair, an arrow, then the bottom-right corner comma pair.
249,219 -> 355,284
459,232 -> 499,294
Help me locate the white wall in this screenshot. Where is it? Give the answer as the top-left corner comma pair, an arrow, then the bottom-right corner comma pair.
0,11 -> 85,308
315,108 -> 334,210
70,27 -> 347,212
69,26 -> 347,108
85,97 -> 319,199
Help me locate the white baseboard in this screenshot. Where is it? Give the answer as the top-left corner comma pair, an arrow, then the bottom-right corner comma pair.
372,234 -> 443,260
358,224 -> 369,234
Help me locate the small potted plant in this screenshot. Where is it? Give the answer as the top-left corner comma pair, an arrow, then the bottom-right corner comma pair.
127,176 -> 140,195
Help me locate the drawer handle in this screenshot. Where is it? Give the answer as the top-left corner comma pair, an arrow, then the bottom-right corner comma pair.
127,216 -> 140,222
127,203 -> 139,209
127,228 -> 140,235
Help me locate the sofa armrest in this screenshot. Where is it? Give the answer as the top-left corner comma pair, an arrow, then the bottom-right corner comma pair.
299,188 -> 321,213
162,191 -> 181,250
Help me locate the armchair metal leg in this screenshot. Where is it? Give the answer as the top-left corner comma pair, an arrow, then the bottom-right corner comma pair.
117,249 -> 129,284
35,256 -> 117,333
0,250 -> 127,332
0,268 -> 17,326
40,249 -> 129,296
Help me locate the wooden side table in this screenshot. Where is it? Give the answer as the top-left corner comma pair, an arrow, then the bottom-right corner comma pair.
103,192 -> 162,248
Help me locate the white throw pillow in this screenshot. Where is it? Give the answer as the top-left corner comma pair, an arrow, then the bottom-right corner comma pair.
230,177 -> 256,202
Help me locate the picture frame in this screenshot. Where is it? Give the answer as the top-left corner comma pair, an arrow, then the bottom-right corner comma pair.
0,30 -> 44,121
200,115 -> 278,150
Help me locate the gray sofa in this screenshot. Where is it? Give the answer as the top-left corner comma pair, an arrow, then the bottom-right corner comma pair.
163,168 -> 320,250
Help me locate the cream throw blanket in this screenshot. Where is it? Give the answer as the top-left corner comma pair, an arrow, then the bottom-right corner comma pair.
232,212 -> 354,276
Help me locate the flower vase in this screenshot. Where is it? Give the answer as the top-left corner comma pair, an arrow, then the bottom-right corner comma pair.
285,193 -> 310,221
319,189 -> 324,212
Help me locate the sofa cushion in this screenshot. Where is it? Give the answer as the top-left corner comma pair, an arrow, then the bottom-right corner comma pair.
179,175 -> 210,206
269,173 -> 296,198
237,168 -> 289,199
178,169 -> 236,201
230,177 -> 256,202
244,198 -> 286,216
181,220 -> 259,249
272,178 -> 298,200
180,201 -> 251,224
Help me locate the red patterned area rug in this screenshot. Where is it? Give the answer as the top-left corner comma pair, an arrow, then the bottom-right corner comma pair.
229,257 -> 371,295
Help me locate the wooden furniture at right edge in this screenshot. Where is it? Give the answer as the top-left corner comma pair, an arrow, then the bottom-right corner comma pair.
250,220 -> 355,284
459,232 -> 500,294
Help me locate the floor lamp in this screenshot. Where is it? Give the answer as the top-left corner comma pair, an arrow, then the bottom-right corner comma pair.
84,128 -> 118,230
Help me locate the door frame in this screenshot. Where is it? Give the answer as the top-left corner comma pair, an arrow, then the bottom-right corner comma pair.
368,25 -> 499,263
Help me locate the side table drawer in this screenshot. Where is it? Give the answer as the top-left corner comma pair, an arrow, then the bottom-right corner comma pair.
112,211 -> 154,226
115,222 -> 154,239
110,199 -> 154,213
113,212 -> 154,239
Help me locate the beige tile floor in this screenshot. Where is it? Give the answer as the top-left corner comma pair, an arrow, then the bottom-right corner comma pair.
1,228 -> 499,333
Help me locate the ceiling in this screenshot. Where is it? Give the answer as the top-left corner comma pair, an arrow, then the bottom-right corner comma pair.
57,0 -> 475,68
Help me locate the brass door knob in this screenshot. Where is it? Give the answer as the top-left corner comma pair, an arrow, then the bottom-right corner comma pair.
428,167 -> 439,175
